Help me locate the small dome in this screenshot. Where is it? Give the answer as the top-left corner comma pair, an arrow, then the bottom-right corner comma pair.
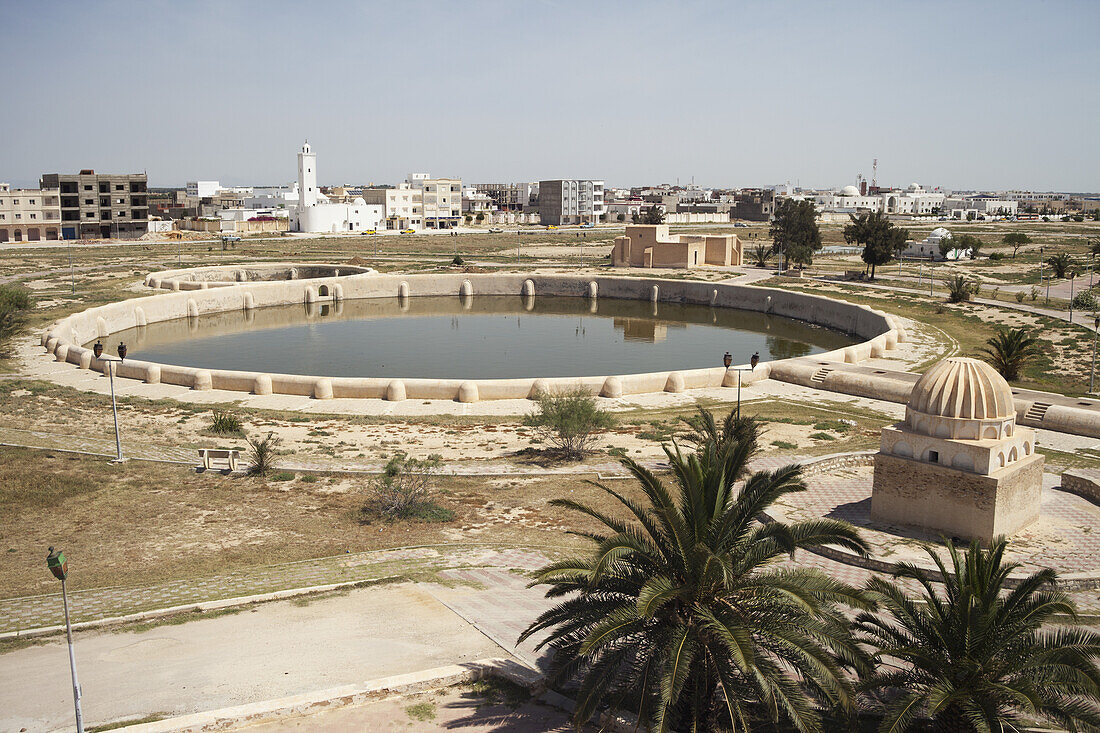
908,357 -> 1015,421
840,185 -> 860,197
908,182 -> 922,191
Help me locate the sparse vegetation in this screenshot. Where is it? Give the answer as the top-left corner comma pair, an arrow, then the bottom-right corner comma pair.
0,284 -> 33,357
523,388 -> 615,460
208,409 -> 243,435
246,431 -> 281,477
946,274 -> 974,303
361,453 -> 452,522
404,701 -> 437,721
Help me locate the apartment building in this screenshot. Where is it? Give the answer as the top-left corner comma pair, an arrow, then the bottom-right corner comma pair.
407,174 -> 462,229
473,182 -> 536,211
537,179 -> 605,225
362,183 -> 422,230
40,170 -> 149,239
0,183 -> 62,243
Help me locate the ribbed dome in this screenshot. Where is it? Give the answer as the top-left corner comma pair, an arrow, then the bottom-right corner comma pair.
840,185 -> 860,197
908,357 -> 1015,420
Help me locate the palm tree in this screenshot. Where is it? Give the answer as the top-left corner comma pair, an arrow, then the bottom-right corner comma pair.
678,406 -> 762,456
946,274 -> 973,304
751,242 -> 772,268
519,421 -> 872,732
854,538 -> 1100,732
979,327 -> 1040,381
1048,252 -> 1074,279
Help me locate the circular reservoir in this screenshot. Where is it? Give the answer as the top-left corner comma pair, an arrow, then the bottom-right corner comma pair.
97,296 -> 856,380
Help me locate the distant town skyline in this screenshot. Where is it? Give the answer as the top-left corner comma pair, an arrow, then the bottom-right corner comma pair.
4,0 -> 1098,192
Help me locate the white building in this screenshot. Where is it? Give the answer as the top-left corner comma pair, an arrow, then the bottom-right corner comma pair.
812,183 -> 946,217
537,179 -> 606,225
461,186 -> 494,215
290,142 -> 384,233
362,183 -> 422,230
186,180 -> 221,198
900,227 -> 970,261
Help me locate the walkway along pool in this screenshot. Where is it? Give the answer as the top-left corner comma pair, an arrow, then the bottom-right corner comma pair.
41,272 -> 906,401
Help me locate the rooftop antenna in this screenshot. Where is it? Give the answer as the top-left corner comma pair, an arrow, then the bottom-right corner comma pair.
872,158 -> 878,189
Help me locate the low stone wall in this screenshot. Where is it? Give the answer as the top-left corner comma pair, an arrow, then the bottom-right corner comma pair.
1062,469 -> 1100,503
145,263 -> 374,291
40,271 -> 903,402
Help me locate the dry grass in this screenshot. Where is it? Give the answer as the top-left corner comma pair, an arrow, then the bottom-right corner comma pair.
0,445 -> 630,598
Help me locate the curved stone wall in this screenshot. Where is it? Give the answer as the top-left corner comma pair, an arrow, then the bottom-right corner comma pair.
40,271 -> 904,402
144,263 -> 374,291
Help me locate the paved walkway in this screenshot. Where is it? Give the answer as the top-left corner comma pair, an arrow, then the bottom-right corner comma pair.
0,546 -> 549,635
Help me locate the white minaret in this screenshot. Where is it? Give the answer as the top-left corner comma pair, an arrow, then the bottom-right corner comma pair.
297,141 -> 317,208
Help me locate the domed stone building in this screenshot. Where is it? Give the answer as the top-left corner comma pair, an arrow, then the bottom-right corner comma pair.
871,357 -> 1043,541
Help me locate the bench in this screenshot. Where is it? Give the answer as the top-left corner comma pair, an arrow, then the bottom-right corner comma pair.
198,449 -> 241,472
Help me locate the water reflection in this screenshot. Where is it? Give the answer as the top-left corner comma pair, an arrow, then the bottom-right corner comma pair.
101,296 -> 854,380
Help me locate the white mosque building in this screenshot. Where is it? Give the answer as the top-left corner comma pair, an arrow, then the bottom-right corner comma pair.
290,142 -> 384,234
812,183 -> 946,217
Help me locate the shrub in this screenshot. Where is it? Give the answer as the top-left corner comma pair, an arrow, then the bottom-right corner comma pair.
1015,290 -> 1026,303
946,274 -> 972,303
246,431 -> 281,477
1029,285 -> 1039,301
750,243 -> 772,267
209,410 -> 243,435
523,388 -> 615,460
616,213 -> 625,222
980,327 -> 1041,381
0,284 -> 33,355
451,255 -> 464,266
1072,289 -> 1099,313
362,453 -> 451,521
988,251 -> 1004,261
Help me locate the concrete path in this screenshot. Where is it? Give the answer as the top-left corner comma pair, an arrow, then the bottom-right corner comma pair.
0,582 -> 510,733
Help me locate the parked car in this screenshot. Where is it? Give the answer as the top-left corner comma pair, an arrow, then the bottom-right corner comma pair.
364,229 -> 377,235
580,222 -> 594,228
488,227 -> 503,233
546,225 -> 558,230
401,229 -> 415,234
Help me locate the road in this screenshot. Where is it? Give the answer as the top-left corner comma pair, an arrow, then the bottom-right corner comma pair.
0,583 -> 510,733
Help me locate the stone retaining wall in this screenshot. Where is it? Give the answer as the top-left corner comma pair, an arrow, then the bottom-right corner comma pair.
145,262 -> 374,291
40,271 -> 903,402
1061,469 -> 1100,503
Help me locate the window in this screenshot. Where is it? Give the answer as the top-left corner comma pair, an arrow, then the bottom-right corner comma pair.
11,199 -> 17,205
115,184 -> 124,191
86,212 -> 95,218
84,185 -> 92,191
30,214 -> 36,220
928,450 -> 939,463
29,199 -> 35,205
14,214 -> 19,220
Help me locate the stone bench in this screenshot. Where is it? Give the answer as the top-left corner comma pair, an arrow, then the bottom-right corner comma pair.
199,449 -> 241,472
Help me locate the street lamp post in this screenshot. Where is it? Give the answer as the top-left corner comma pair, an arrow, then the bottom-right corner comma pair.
726,351 -> 760,419
47,547 -> 84,733
93,341 -> 127,462
1092,316 -> 1100,394
1070,272 -> 1077,323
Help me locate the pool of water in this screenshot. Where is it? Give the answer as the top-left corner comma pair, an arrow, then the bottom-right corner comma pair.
98,296 -> 855,380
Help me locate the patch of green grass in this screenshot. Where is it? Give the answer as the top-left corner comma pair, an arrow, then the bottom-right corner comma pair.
812,420 -> 851,433
468,675 -> 532,709
405,701 -> 437,721
403,501 -> 456,523
771,440 -> 799,450
300,474 -> 318,483
269,470 -> 296,482
809,432 -> 836,441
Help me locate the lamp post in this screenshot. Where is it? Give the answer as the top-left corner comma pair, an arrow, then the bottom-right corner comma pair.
726,351 -> 760,419
1070,271 -> 1077,323
93,341 -> 126,462
47,547 -> 84,733
1092,316 -> 1100,394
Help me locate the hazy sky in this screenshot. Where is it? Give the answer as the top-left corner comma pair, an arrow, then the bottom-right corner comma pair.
4,0 -> 1098,191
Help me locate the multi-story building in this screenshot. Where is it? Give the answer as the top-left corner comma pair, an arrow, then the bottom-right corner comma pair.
40,170 -> 149,239
407,174 -> 462,229
461,187 -> 494,215
0,183 -> 62,243
473,182 -> 536,211
729,189 -> 775,221
537,179 -> 605,225
361,183 -> 422,230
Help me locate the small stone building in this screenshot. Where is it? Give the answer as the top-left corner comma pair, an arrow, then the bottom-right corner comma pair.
871,357 -> 1042,542
611,225 -> 741,269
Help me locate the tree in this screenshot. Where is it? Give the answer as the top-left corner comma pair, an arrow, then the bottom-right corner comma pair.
750,242 -> 772,267
523,388 -> 615,460
520,410 -> 872,732
843,211 -> 908,279
854,538 -> 1100,732
643,206 -> 666,225
1002,232 -> 1031,258
979,327 -> 1041,381
616,213 -> 626,223
941,233 -> 981,260
0,284 -> 33,356
678,406 -> 762,455
1047,252 -> 1074,279
946,274 -> 973,303
770,198 -> 821,269
246,431 -> 281,477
